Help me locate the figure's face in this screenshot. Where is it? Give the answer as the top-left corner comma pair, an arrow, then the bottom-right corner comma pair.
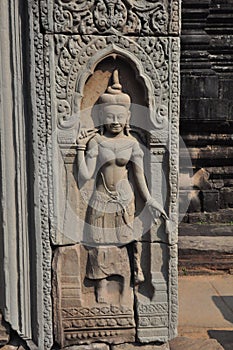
102,105 -> 130,134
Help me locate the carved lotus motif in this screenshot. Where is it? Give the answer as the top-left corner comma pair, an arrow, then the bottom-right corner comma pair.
93,0 -> 128,31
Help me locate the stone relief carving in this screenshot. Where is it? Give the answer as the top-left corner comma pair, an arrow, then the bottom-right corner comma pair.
41,27 -> 180,345
77,70 -> 168,289
53,245 -> 136,347
40,0 -> 180,35
51,63 -> 179,345
51,34 -> 175,147
38,1 -> 180,347
0,0 -> 180,348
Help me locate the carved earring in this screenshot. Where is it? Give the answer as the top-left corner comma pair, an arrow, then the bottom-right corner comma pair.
125,123 -> 130,136
125,111 -> 131,135
100,125 -> 104,135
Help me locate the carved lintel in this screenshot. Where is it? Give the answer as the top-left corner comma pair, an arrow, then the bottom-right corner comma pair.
40,0 -> 181,36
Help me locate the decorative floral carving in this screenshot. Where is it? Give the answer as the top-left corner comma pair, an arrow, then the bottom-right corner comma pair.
93,0 -> 128,32
60,305 -> 135,344
31,3 -> 53,349
138,315 -> 168,327
62,305 -> 133,318
137,302 -> 168,315
40,0 -> 181,35
53,35 -> 172,132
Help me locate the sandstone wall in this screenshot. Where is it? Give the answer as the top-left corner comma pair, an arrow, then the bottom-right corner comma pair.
179,0 -> 233,274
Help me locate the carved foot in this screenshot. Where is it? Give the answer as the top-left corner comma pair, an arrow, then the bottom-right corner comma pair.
134,268 -> 145,285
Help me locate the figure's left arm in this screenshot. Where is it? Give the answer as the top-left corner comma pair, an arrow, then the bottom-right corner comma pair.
131,141 -> 168,220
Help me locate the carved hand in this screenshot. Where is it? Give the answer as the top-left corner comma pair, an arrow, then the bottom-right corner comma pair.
146,197 -> 168,223
76,128 -> 98,146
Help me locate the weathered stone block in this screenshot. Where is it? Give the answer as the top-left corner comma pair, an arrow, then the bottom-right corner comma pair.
53,245 -> 135,347
181,98 -> 230,121
211,179 -> 224,190
169,336 -> 224,350
179,190 -> 201,214
220,187 -> 233,208
181,76 -> 218,99
192,168 -> 211,190
0,314 -> 9,346
112,343 -> 170,350
201,190 -> 219,212
220,79 -> 233,99
198,99 -> 229,121
180,99 -> 198,121
135,243 -> 177,343
188,209 -> 233,224
64,344 -> 109,350
188,190 -> 201,213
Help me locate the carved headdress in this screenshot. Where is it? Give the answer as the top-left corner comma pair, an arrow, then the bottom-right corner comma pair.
98,70 -> 131,135
99,70 -> 131,109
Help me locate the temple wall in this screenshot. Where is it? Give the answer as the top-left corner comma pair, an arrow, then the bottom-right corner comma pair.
179,0 -> 233,274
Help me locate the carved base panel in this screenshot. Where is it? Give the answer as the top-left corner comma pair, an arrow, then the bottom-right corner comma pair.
137,328 -> 169,343
53,244 -> 135,347
63,327 -> 135,347
53,241 -> 177,346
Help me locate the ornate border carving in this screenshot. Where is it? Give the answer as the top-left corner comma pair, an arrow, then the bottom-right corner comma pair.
53,35 -> 170,138
169,37 -> 179,243
31,2 -> 53,349
167,37 -> 179,339
40,0 -> 181,35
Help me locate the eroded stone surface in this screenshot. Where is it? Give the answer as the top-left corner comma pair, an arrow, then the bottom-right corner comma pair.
0,347 -> 26,350
53,245 -> 135,347
169,337 -> 224,350
0,314 -> 9,346
112,343 -> 170,350
135,242 -> 171,343
64,343 -> 109,350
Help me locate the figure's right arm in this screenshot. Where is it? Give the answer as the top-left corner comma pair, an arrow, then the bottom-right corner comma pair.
76,129 -> 98,181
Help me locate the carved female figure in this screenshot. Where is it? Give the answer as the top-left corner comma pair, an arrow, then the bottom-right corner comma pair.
76,71 -> 167,303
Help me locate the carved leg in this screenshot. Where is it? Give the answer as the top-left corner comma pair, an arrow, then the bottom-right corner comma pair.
96,278 -> 108,304
120,274 -> 131,305
134,242 -> 145,285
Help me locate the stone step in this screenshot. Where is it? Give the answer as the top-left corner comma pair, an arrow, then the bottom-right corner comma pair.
178,234 -> 233,274
169,337 -> 224,350
1,338 -> 224,350
61,339 -> 224,350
